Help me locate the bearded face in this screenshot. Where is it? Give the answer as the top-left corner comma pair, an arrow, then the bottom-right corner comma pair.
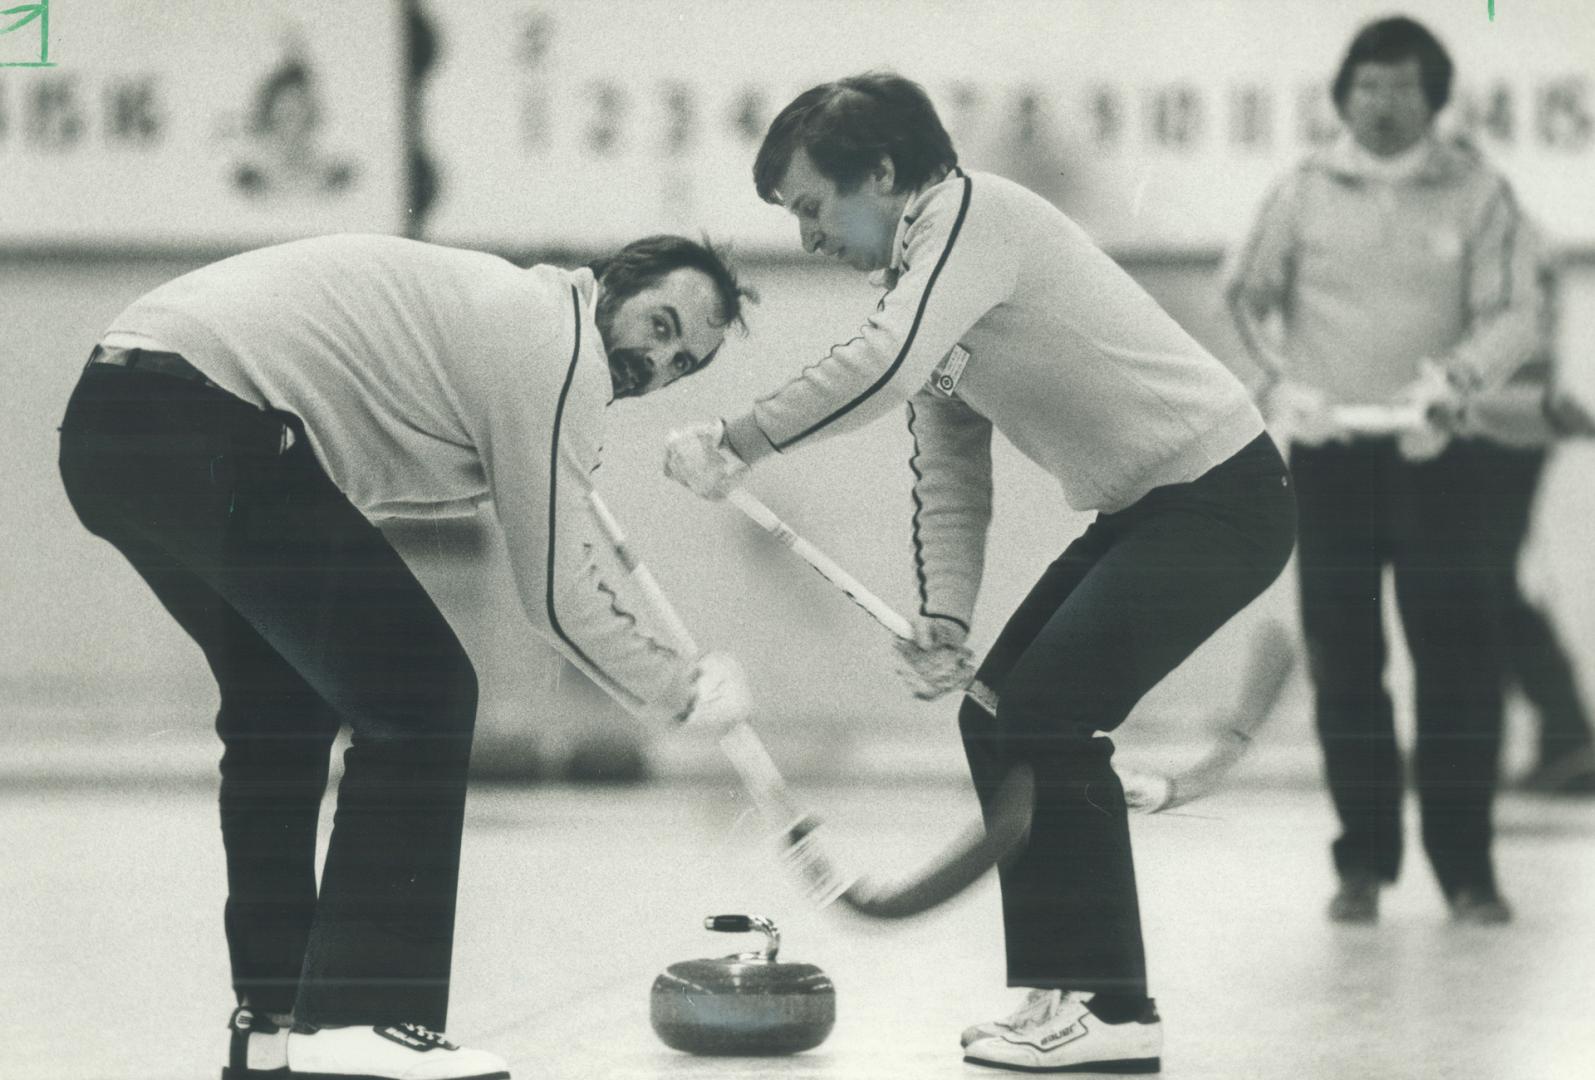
596,287 -> 657,399
605,346 -> 656,400
592,267 -> 729,400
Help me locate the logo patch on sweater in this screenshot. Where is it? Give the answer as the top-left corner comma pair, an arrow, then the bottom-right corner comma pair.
932,345 -> 970,396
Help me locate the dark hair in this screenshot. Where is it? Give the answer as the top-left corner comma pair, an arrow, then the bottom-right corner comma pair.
590,235 -> 754,369
1332,16 -> 1453,113
753,72 -> 958,205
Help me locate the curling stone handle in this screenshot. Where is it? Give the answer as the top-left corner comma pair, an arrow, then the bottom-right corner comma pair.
703,914 -> 780,961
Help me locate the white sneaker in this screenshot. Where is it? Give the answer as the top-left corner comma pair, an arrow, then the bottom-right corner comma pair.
960,988 -> 1061,1048
221,1006 -> 289,1080
963,991 -> 1162,1073
287,1023 -> 510,1080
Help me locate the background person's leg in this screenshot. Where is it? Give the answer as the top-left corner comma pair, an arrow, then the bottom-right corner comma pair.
1511,599 -> 1595,787
1291,442 -> 1404,887
1475,445 -> 1595,788
1396,443 -> 1506,904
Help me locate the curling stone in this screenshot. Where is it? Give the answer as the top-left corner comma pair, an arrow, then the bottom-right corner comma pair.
650,914 -> 835,1055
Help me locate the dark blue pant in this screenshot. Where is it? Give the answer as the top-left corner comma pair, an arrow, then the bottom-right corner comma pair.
58,363 -> 477,1028
1291,438 -> 1505,898
1472,444 -> 1591,765
960,433 -> 1295,994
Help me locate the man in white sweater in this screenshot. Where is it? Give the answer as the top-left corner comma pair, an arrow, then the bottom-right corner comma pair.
57,233 -> 754,1080
665,73 -> 1296,1074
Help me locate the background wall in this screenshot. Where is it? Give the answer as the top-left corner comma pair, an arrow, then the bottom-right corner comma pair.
418,0 -> 1595,251
3,0 -> 1592,779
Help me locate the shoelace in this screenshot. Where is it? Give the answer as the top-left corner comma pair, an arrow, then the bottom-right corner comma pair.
1002,989 -> 1063,1031
388,1023 -> 458,1051
230,1006 -> 283,1035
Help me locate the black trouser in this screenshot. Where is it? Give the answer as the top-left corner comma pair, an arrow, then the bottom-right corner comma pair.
959,433 -> 1295,995
1291,438 -> 1504,898
59,362 -> 478,1028
1472,444 -> 1592,765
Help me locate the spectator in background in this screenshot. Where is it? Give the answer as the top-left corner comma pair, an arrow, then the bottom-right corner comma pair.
1225,15 -> 1542,926
1446,248 -> 1595,794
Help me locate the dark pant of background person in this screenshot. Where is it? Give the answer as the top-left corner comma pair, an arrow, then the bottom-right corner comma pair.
58,359 -> 478,1030
1472,443 -> 1593,778
1291,437 -> 1505,900
958,433 -> 1296,997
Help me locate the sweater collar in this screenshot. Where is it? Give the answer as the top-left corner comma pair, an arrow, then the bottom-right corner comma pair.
1320,130 -> 1473,186
880,166 -> 962,286
572,266 -> 599,321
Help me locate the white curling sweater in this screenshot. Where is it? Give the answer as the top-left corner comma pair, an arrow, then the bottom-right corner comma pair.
107,233 -> 695,720
1223,134 -> 1541,405
722,169 -> 1264,634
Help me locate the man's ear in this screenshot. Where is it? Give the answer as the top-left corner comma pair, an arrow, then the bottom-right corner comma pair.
872,155 -> 897,194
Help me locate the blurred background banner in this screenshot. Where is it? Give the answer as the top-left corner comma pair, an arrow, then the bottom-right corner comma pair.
4,0 -> 1594,783
0,0 -> 407,249
5,0 -> 1590,254
422,0 -> 1595,254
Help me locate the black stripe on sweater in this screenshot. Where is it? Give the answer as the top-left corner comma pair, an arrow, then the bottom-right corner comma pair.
905,401 -> 969,635
546,286 -> 606,680
776,173 -> 975,450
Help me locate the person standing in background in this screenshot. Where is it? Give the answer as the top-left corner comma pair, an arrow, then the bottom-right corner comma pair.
1225,15 -> 1541,926
1449,245 -> 1595,795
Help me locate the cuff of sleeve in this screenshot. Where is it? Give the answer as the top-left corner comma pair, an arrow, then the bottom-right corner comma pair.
1442,356 -> 1485,395
724,412 -> 779,465
922,610 -> 971,636
663,662 -> 698,725
921,587 -> 977,634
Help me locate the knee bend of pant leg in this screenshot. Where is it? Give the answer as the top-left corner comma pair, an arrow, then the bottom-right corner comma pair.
959,676 -> 1112,778
994,702 -> 1107,768
347,684 -> 479,769
375,657 -> 479,741
995,671 -> 1112,740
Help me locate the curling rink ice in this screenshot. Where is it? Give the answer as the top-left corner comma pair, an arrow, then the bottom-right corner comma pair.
5,760 -> 1594,1080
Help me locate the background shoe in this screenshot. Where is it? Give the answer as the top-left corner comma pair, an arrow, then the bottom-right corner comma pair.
1449,889 -> 1513,925
287,1023 -> 510,1080
960,988 -> 1060,1048
1520,747 -> 1595,795
221,1006 -> 288,1080
1328,873 -> 1380,924
963,991 -> 1161,1073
